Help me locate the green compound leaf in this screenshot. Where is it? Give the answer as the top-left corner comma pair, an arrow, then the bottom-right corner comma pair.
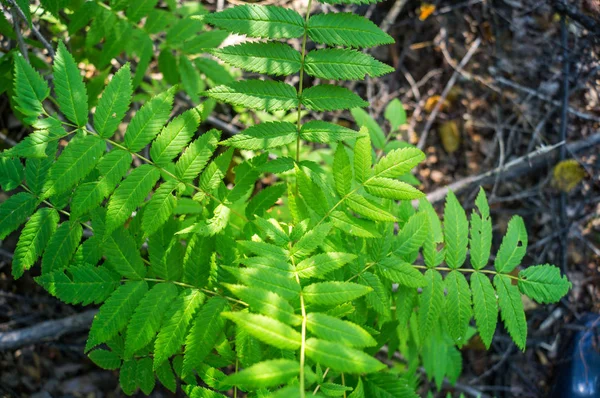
300,120 -> 358,143
291,222 -> 332,258
94,64 -> 133,138
154,289 -> 205,369
224,359 -> 299,389
308,13 -> 394,48
518,264 -> 571,304
301,84 -> 368,111
44,134 -> 106,199
394,212 -> 428,261
221,311 -> 302,350
54,42 -> 88,126
305,49 -> 394,80
333,145 -> 352,196
226,266 -> 299,301
330,210 -> 381,238
469,187 -> 492,270
12,207 -> 58,279
377,258 -> 425,288
223,121 -> 297,150
105,164 -> 161,234
124,282 -> 179,358
305,338 -> 386,374
346,194 -> 397,222
373,147 -> 424,179
13,53 -> 50,122
306,312 -> 376,348
303,282 -> 372,306
364,177 -> 424,201
494,216 -> 528,274
470,272 -> 498,349
141,181 -> 178,237
150,107 -> 201,166
494,274 -> 527,350
443,191 -> 469,269
418,269 -> 444,340
175,129 -> 221,182
353,134 -> 372,184
182,296 -> 228,377
86,280 -> 149,352
103,227 -> 147,280
212,42 -> 301,76
88,349 -> 121,370
295,252 -> 356,279
123,89 -> 174,152
204,80 -> 298,112
224,284 -> 301,326
41,221 -> 82,274
35,264 -> 121,306
245,183 -> 286,219
71,149 -> 132,220
444,271 -> 472,345
203,5 -> 305,39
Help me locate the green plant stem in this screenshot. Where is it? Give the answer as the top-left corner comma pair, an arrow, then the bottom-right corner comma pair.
294,0 -> 313,164
142,278 -> 248,307
347,260 -> 520,283
290,250 -> 307,398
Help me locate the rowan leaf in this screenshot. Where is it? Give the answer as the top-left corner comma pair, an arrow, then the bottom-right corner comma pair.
306,312 -> 376,347
308,13 -> 394,48
54,42 -> 88,126
518,264 -> 570,304
303,282 -> 372,306
182,296 -> 228,377
204,80 -> 297,112
12,208 -> 58,278
86,281 -> 149,352
212,42 -> 301,76
106,164 -> 160,234
222,311 -> 302,350
224,359 -> 299,389
494,216 -> 528,274
443,191 -> 469,269
203,5 -> 304,39
470,272 -> 498,349
124,283 -> 179,358
94,64 -> 132,138
305,338 -> 385,373
494,274 -> 527,350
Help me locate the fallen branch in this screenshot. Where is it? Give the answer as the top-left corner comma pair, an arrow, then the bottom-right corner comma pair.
424,132 -> 600,204
0,310 -> 96,351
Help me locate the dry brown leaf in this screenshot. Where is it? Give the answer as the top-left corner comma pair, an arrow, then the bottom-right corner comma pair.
419,3 -> 436,21
552,159 -> 586,192
439,120 -> 460,153
424,95 -> 450,113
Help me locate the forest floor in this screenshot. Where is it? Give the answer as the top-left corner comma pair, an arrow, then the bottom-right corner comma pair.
1,0 -> 599,397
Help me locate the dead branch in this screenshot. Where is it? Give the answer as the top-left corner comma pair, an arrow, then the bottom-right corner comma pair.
0,310 -> 96,351
424,132 -> 600,204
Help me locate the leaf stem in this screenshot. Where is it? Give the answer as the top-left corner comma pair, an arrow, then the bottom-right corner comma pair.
290,248 -> 307,398
141,278 -> 249,306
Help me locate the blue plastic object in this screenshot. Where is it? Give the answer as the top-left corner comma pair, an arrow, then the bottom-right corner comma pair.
552,314 -> 600,397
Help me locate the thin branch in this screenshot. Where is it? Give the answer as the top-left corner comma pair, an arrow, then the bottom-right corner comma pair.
417,36 -> 482,150
6,0 -> 55,59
